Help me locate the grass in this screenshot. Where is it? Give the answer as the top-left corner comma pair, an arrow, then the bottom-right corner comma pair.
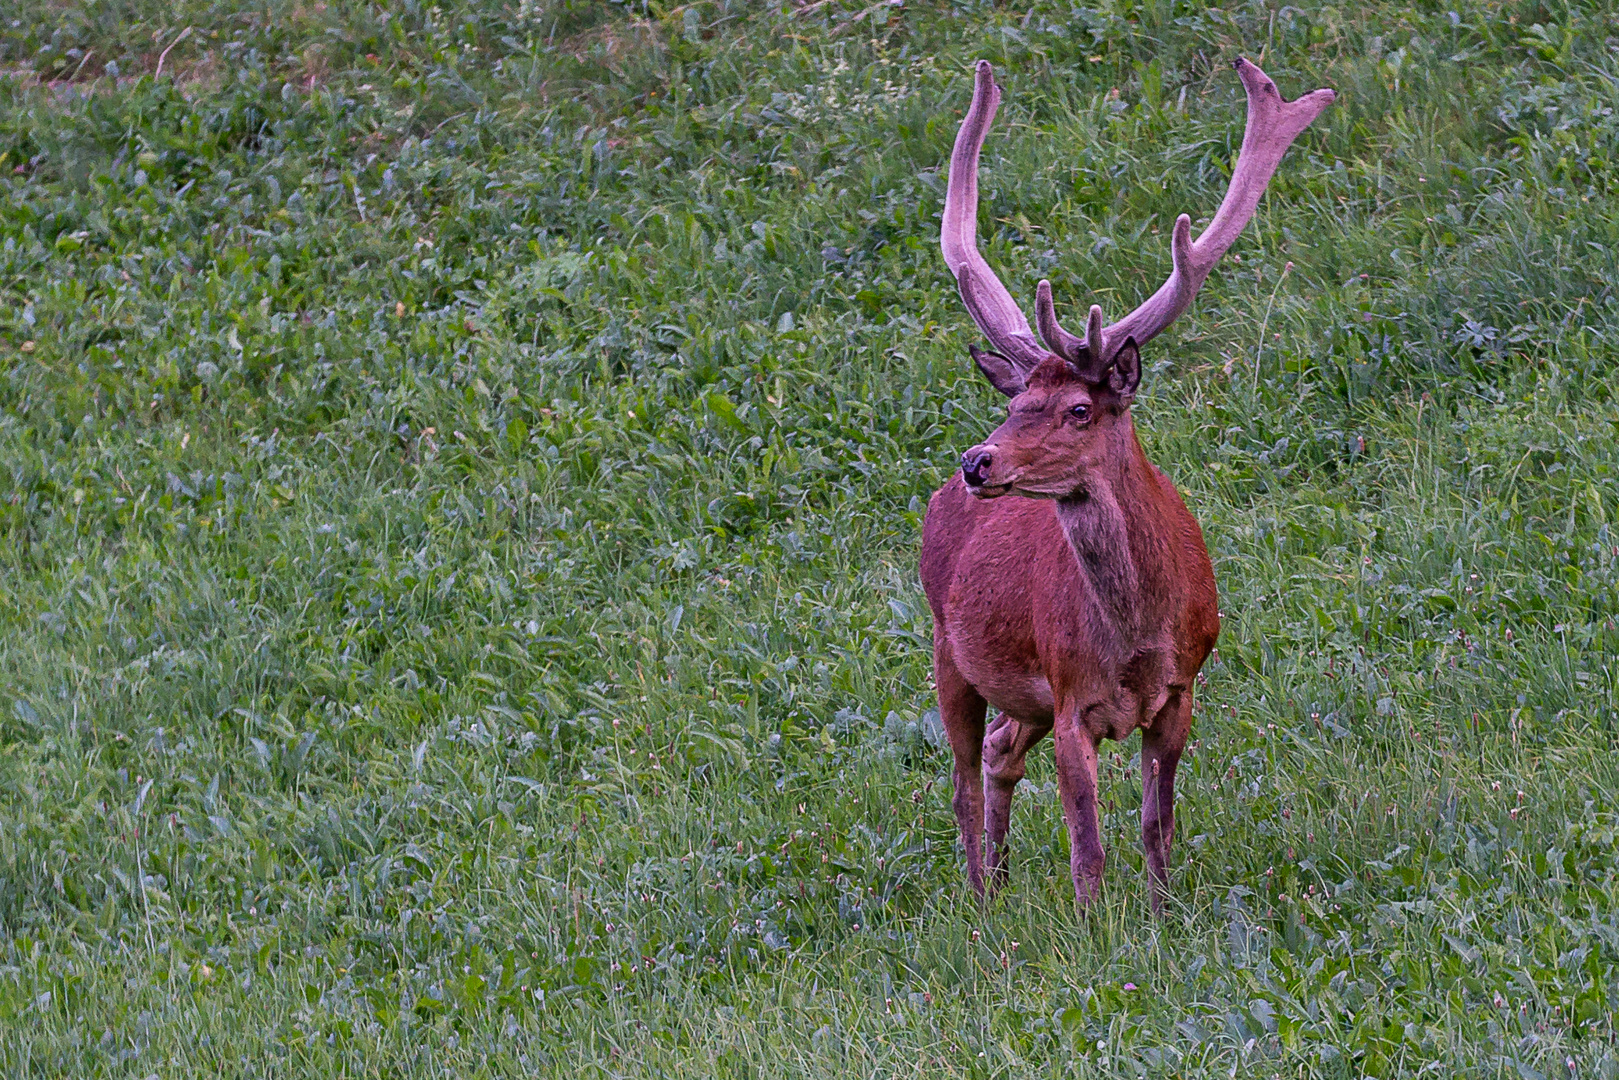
3,0 -> 1619,1075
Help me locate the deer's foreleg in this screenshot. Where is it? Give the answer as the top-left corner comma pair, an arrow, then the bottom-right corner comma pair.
982,713 -> 1051,894
936,647 -> 989,896
1053,707 -> 1105,906
1141,690 -> 1192,915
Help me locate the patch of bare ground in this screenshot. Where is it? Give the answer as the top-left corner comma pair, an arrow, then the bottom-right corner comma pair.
553,19 -> 664,75
0,40 -> 224,100
527,19 -> 665,108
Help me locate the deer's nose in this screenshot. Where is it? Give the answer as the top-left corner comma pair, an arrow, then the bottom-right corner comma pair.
961,446 -> 993,487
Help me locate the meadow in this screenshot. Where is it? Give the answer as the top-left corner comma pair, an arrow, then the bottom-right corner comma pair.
3,0 -> 1619,1075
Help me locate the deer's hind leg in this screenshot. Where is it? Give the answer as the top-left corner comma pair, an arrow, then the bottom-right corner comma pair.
982,713 -> 1051,894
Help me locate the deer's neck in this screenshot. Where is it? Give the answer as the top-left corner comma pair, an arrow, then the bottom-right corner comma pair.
1054,425 -> 1174,634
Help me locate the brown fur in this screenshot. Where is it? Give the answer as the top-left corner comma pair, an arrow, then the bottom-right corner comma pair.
920,357 -> 1219,910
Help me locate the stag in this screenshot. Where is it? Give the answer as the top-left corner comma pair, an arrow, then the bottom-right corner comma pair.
921,58 -> 1333,910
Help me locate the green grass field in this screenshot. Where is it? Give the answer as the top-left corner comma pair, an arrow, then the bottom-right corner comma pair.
3,0 -> 1619,1075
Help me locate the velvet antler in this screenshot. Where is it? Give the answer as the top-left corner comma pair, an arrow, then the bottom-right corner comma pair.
941,58 -> 1335,383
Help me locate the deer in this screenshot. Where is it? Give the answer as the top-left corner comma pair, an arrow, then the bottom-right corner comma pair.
921,58 -> 1334,911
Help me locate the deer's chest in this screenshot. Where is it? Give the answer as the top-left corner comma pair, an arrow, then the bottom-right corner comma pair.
950,616 -> 1170,737
944,534 -> 1169,730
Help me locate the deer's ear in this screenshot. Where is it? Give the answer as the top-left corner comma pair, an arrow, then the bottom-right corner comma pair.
970,345 -> 1027,397
1109,338 -> 1141,399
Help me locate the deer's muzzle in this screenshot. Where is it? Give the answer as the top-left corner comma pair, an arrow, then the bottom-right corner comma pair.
961,446 -> 995,489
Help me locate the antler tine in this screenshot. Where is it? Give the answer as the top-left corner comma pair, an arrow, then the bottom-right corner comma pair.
1035,280 -> 1085,362
941,61 -> 1048,373
1046,57 -> 1335,373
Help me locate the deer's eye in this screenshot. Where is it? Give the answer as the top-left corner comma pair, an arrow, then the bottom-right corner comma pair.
1070,403 -> 1092,422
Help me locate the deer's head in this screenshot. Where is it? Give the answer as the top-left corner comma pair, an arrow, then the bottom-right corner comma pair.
942,59 -> 1334,500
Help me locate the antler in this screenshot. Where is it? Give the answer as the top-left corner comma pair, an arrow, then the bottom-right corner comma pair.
942,58 -> 1335,382
940,60 -> 1048,377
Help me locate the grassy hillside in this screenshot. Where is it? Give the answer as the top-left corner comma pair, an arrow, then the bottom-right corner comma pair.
3,0 -> 1619,1075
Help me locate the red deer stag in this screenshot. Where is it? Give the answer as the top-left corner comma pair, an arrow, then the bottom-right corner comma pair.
921,58 -> 1333,910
